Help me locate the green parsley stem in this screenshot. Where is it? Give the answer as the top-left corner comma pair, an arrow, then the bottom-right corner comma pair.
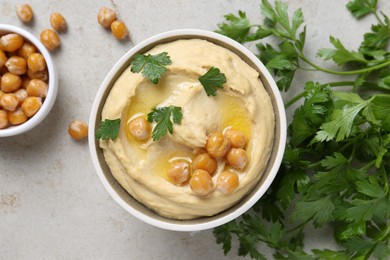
307,161 -> 321,169
373,11 -> 386,26
338,139 -> 355,153
297,67 -> 318,72
326,81 -> 356,87
381,165 -> 389,195
348,144 -> 356,162
285,80 -> 390,109
285,221 -> 306,234
298,54 -> 390,76
284,92 -> 305,108
375,220 -> 390,242
324,81 -> 390,92
358,160 -> 376,171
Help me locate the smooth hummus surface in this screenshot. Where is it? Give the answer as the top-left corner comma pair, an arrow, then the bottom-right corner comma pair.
100,39 -> 275,220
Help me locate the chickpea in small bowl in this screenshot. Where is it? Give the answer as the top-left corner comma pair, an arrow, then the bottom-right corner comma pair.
0,24 -> 58,137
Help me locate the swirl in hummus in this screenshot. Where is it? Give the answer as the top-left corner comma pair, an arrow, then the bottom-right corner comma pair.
100,39 -> 275,220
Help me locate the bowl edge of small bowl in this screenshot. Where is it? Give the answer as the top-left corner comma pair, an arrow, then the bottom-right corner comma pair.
0,24 -> 58,137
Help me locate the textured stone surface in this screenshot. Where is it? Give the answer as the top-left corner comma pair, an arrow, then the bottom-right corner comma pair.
1,0 -> 389,259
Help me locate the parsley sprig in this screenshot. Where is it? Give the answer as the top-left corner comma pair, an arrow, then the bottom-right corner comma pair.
198,66 -> 227,96
214,0 -> 390,259
96,118 -> 121,140
130,52 -> 172,84
147,106 -> 183,141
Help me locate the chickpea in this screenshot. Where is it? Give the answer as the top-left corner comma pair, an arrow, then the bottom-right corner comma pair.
224,129 -> 247,148
68,120 -> 88,140
27,53 -> 46,72
190,169 -> 214,196
0,93 -> 19,111
7,107 -> 27,125
0,90 -> 4,106
27,68 -> 48,81
128,117 -> 150,140
192,147 -> 207,156
217,171 -> 239,194
21,76 -> 31,89
227,148 -> 248,170
193,153 -> 217,175
17,42 -> 36,59
0,109 -> 9,129
15,4 -> 33,22
97,7 -> 117,28
5,56 -> 27,75
50,13 -> 67,31
0,34 -> 24,52
21,96 -> 42,117
40,29 -> 60,51
1,72 -> 22,93
0,50 -> 8,68
167,161 -> 190,185
111,20 -> 129,40
206,132 -> 231,159
26,79 -> 48,97
14,88 -> 28,105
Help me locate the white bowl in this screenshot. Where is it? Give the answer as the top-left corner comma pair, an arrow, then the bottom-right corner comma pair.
89,29 -> 286,231
0,24 -> 58,137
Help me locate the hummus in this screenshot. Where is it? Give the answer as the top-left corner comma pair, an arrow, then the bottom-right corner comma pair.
100,39 -> 275,220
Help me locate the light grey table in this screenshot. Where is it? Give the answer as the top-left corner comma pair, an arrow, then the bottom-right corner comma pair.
1,0 -> 388,259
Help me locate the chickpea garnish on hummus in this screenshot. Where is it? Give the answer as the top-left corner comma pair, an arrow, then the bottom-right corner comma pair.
97,39 -> 275,219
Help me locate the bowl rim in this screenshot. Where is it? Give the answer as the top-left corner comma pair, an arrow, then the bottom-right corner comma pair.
0,24 -> 58,137
89,29 -> 286,231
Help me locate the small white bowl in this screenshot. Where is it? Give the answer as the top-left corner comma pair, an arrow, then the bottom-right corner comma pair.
0,24 -> 58,137
89,29 -> 286,231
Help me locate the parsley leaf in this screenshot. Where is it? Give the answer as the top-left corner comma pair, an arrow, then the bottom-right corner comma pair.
289,82 -> 333,146
292,196 -> 335,228
320,152 -> 348,169
257,42 -> 299,91
95,119 -> 121,140
346,0 -> 378,19
337,221 -> 367,241
317,36 -> 368,66
216,11 -> 252,43
130,52 -> 172,84
214,221 -> 238,255
342,237 -> 377,257
312,249 -> 350,260
261,0 -> 304,39
276,169 -> 310,207
147,106 -> 182,141
363,94 -> 390,130
334,196 -> 389,223
198,67 -> 227,96
360,22 -> 390,51
315,93 -> 372,142
355,177 -> 385,198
